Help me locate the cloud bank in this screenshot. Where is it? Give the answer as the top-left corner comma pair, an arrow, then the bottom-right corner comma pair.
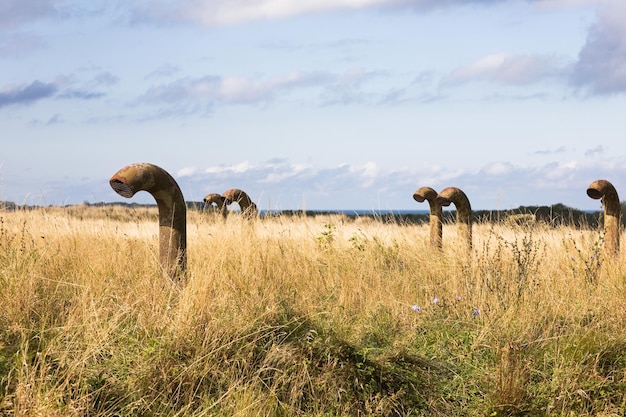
0,78 -> 109,109
3,0 -> 625,115
140,71 -> 332,105
0,0 -> 61,30
171,154 -> 626,211
570,2 -> 626,94
0,81 -> 57,108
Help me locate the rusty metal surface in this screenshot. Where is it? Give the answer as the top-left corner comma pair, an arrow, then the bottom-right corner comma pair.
437,186 -> 472,251
222,188 -> 258,219
587,179 -> 621,256
413,187 -> 443,249
203,193 -> 228,219
110,162 -> 187,280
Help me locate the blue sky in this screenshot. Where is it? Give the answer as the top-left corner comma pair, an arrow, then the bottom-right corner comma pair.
2,0 -> 626,211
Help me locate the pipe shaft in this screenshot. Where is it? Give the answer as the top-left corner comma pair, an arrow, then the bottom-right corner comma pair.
222,188 -> 258,219
413,187 -> 442,249
110,163 -> 187,280
437,187 -> 472,251
204,193 -> 228,219
587,179 -> 621,256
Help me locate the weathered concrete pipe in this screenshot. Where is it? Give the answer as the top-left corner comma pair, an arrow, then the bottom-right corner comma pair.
203,193 -> 228,219
110,163 -> 187,280
587,179 -> 621,256
222,188 -> 258,219
413,186 -> 442,249
437,186 -> 472,251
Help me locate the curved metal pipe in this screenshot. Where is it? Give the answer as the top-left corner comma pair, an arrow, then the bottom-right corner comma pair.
436,186 -> 472,251
587,179 -> 621,256
222,188 -> 258,219
413,186 -> 442,249
203,193 -> 228,219
110,163 -> 187,280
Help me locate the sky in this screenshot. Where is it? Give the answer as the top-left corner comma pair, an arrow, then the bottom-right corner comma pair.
2,0 -> 626,212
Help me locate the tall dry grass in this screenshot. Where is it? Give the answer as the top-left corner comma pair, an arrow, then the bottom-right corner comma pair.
1,205 -> 626,416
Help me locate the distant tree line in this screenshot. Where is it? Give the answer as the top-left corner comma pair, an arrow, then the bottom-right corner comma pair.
1,200 -> 619,229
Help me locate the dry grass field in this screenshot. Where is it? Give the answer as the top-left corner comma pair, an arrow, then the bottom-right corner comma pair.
1,205 -> 626,416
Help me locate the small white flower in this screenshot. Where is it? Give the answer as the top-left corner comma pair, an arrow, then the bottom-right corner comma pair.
433,297 -> 439,304
411,305 -> 421,312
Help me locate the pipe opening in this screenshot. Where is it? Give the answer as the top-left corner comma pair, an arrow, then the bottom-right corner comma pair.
586,188 -> 603,200
110,179 -> 134,198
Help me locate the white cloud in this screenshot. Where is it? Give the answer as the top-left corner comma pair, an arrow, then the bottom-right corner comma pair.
319,69 -> 387,105
141,72 -> 331,105
584,145 -> 605,157
347,162 -> 379,187
177,166 -> 197,177
444,53 -> 565,86
480,161 -> 514,176
533,146 -> 568,156
205,161 -> 254,174
130,0 -> 521,27
130,0 -> 399,26
535,0 -> 604,9
135,69 -> 395,118
217,72 -> 326,102
260,163 -> 315,183
189,0 -> 392,26
230,161 -> 254,173
170,156 -> 626,210
349,161 -> 377,177
570,2 -> 626,94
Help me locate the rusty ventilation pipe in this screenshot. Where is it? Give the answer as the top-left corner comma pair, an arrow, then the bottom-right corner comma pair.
110,163 -> 187,281
203,193 -> 228,219
413,187 -> 443,249
222,188 -> 258,219
587,179 -> 621,256
437,186 -> 472,251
